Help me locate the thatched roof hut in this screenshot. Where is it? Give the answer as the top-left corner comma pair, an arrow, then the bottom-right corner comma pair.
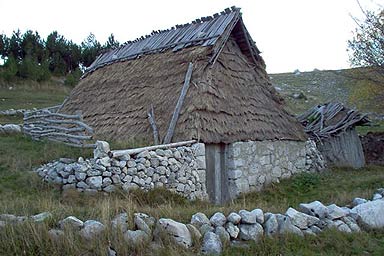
298,102 -> 369,168
61,7 -> 305,144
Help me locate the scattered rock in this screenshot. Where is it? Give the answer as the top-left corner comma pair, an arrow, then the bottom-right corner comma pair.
134,214 -> 152,235
310,225 -> 322,234
186,223 -> 202,241
263,214 -> 278,236
215,226 -> 230,245
59,216 -> 84,230
107,246 -> 117,256
276,214 -> 303,237
285,207 -> 319,229
225,222 -> 240,239
299,201 -> 328,219
210,212 -> 226,227
155,218 -> 192,248
124,230 -> 150,246
48,229 -> 64,240
30,212 -> 52,222
0,214 -> 27,223
80,220 -> 105,239
199,223 -> 214,235
111,212 -> 129,233
327,204 -> 347,220
239,223 -> 263,241
239,210 -> 256,224
227,212 -> 241,224
251,209 -> 264,224
342,216 -> 361,232
0,124 -> 22,134
372,193 -> 383,201
201,231 -> 222,255
351,199 -> 384,229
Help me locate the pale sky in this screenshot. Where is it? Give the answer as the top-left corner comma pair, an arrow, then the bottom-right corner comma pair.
0,0 -> 382,73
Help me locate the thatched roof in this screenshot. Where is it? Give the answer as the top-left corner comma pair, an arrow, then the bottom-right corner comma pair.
61,7 -> 306,144
297,102 -> 369,140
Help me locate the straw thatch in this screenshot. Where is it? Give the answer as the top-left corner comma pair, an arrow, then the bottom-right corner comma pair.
61,8 -> 306,144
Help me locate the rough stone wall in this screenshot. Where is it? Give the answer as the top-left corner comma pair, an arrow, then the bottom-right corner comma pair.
35,142 -> 208,200
226,139 -> 325,199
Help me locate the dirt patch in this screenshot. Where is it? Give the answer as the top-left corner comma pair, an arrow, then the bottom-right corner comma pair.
360,132 -> 384,165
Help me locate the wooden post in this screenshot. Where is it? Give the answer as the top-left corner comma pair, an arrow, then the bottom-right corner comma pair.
163,62 -> 193,144
110,140 -> 196,158
147,104 -> 160,145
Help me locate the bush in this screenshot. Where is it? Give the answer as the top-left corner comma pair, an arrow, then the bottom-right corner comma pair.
64,68 -> 82,86
1,55 -> 18,82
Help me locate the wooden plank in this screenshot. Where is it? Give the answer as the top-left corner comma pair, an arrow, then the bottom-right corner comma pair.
147,104 -> 160,144
163,62 -> 193,144
26,119 -> 94,133
110,140 -> 196,158
32,132 -> 92,140
24,112 -> 82,121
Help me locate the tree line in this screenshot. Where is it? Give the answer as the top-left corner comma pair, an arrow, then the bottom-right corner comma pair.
0,30 -> 120,85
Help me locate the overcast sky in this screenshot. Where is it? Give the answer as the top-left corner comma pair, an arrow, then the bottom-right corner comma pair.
0,0 -> 382,73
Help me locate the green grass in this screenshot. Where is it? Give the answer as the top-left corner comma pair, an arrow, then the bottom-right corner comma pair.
0,78 -> 69,112
357,120 -> 384,135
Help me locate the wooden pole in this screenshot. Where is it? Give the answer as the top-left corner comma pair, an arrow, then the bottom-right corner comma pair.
147,104 -> 160,144
110,140 -> 196,158
163,62 -> 193,144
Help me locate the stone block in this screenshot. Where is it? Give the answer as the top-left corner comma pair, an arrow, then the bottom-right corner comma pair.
192,143 -> 205,156
93,141 -> 110,159
228,169 -> 242,180
196,156 -> 206,169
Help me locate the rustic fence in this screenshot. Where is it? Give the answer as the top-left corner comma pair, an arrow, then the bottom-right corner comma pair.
23,105 -> 95,148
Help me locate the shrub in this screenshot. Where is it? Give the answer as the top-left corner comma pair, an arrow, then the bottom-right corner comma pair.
1,55 -> 18,82
64,68 -> 82,86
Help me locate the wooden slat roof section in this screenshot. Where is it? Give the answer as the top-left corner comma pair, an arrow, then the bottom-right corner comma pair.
84,6 -> 247,75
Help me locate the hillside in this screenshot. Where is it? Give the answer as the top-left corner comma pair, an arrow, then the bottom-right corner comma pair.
270,67 -> 384,117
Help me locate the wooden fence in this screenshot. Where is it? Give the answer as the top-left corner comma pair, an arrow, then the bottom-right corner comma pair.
23,105 -> 95,148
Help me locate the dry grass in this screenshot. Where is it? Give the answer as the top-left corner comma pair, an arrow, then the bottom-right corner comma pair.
0,135 -> 383,255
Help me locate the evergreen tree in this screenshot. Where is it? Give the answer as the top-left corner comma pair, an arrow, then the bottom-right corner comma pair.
1,55 -> 18,81
81,33 -> 102,67
8,30 -> 23,60
104,33 -> 120,50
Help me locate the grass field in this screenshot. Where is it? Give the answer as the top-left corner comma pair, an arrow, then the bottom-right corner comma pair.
0,74 -> 383,255
0,79 -> 69,125
0,133 -> 383,255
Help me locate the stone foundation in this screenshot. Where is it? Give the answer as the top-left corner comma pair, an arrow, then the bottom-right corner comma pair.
226,139 -> 325,199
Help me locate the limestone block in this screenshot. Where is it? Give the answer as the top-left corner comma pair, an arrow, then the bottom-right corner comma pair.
201,231 -> 222,255
192,143 -> 205,157
228,169 -> 242,179
93,141 -> 110,159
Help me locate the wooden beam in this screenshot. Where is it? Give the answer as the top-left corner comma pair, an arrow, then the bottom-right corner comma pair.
110,140 -> 196,158
163,62 -> 193,144
147,104 -> 160,144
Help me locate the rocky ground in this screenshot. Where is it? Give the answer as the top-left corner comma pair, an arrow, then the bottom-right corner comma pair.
270,68 -> 384,116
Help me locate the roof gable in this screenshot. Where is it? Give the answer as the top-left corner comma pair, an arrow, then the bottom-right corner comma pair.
84,6 -> 261,76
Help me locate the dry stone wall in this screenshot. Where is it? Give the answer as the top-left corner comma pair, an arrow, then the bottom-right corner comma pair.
226,139 -> 325,199
35,141 -> 208,200
2,189 -> 383,255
